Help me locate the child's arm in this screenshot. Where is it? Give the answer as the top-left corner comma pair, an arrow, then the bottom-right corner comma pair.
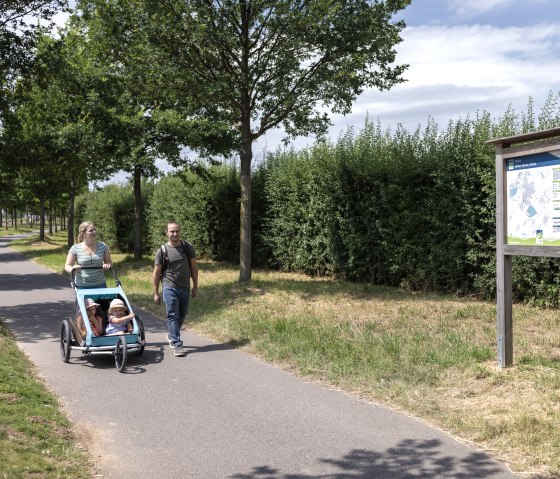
109,312 -> 135,324
92,315 -> 103,336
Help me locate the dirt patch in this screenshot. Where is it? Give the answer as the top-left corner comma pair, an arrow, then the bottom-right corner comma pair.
71,422 -> 111,476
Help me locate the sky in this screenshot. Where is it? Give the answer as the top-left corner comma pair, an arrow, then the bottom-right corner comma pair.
254,0 -> 560,156
52,0 -> 560,180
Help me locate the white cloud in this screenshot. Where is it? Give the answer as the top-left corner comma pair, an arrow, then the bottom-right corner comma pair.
51,9 -> 70,30
399,23 -> 560,87
253,20 -> 560,152
331,22 -> 560,131
448,0 -> 514,17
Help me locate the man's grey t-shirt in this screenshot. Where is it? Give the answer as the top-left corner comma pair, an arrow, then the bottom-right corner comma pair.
155,241 -> 196,289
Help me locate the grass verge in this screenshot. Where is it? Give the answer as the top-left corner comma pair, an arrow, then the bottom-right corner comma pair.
0,320 -> 92,478
7,231 -> 560,478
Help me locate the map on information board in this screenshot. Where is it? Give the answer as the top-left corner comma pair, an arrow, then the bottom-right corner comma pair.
506,151 -> 560,245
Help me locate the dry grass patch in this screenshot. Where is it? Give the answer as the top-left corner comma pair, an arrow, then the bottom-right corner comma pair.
183,266 -> 560,478
424,363 -> 560,477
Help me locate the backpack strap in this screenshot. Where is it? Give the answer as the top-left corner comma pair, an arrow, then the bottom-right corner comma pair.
180,240 -> 194,271
180,240 -> 192,260
159,244 -> 168,280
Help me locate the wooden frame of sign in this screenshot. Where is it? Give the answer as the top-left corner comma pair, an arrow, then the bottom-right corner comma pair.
487,126 -> 560,367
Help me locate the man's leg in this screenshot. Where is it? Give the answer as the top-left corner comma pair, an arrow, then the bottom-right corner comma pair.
172,288 -> 190,357
177,287 -> 190,333
162,287 -> 182,347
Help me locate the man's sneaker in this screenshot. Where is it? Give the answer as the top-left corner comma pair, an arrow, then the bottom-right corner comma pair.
166,333 -> 175,349
174,345 -> 186,357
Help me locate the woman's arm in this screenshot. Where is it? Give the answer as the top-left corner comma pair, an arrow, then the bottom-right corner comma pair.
103,245 -> 113,270
64,251 -> 80,274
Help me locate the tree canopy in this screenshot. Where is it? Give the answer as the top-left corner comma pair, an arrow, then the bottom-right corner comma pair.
4,0 -> 411,272
1,0 -> 66,104
79,0 -> 411,280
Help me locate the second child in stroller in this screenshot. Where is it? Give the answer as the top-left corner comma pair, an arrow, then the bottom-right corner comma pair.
77,298 -> 104,337
105,299 -> 134,336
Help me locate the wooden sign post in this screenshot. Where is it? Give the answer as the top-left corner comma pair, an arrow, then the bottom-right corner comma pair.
487,127 -> 560,367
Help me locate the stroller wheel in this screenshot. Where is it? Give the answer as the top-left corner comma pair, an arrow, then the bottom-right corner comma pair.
60,320 -> 72,363
114,336 -> 128,372
136,315 -> 145,356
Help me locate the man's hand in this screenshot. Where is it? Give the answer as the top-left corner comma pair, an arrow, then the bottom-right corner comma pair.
153,292 -> 161,305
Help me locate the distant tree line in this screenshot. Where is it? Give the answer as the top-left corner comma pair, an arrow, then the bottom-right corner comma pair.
75,93 -> 560,306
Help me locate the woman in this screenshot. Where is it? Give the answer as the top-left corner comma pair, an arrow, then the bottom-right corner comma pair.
65,221 -> 112,289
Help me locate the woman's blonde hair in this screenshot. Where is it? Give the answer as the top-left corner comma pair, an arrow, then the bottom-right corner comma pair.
77,221 -> 95,242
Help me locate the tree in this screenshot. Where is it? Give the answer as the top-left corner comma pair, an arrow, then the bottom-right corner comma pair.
71,2 -> 238,258
1,0 -> 67,119
117,0 -> 411,281
12,31 -> 118,246
1,1 -> 67,206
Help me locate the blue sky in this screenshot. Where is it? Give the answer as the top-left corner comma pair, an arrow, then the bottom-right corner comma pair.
51,1 -> 560,178
255,0 -> 560,156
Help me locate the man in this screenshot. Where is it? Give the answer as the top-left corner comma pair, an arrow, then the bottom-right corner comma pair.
153,221 -> 198,357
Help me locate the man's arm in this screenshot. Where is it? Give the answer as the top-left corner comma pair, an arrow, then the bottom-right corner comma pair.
190,258 -> 199,298
152,264 -> 162,304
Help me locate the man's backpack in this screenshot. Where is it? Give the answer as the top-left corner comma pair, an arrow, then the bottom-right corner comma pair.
159,240 -> 193,280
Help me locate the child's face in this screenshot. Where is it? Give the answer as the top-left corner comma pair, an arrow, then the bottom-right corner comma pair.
112,307 -> 126,317
87,306 -> 96,316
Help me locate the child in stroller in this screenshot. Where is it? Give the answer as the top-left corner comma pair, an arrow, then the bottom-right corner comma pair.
76,298 -> 104,338
106,298 -> 134,335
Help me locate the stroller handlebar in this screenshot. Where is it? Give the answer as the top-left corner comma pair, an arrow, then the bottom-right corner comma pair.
70,266 -> 121,288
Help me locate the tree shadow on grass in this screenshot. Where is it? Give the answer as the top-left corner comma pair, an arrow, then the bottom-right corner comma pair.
231,441 -> 517,478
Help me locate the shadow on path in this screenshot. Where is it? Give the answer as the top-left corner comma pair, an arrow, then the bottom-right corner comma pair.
0,273 -> 69,292
231,442 -> 513,478
186,338 -> 250,354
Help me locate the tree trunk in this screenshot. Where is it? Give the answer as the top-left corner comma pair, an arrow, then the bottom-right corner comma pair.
239,126 -> 252,282
48,203 -> 53,235
67,179 -> 76,247
239,4 -> 253,283
133,166 -> 142,260
39,198 -> 45,241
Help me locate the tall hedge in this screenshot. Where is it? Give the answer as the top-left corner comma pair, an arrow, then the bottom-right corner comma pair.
74,182 -> 154,254
147,164 -> 241,261
260,96 -> 560,303
72,92 -> 560,305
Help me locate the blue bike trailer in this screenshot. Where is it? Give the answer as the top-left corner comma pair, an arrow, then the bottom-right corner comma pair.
59,267 -> 146,372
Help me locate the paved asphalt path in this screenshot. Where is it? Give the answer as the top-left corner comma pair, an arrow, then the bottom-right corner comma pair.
0,234 -> 519,479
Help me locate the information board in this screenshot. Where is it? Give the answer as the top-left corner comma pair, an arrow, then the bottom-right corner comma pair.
506,151 -> 560,245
